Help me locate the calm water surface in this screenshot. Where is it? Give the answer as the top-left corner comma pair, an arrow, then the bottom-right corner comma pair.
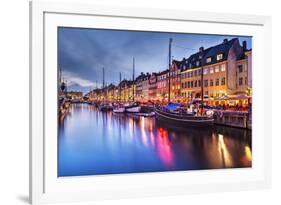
58,103 -> 252,177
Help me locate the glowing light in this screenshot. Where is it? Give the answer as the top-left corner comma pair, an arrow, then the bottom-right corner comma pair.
157,128 -> 174,168
218,134 -> 233,167
245,145 -> 252,161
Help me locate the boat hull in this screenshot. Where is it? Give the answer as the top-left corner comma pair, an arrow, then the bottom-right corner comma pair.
125,106 -> 141,113
155,108 -> 214,127
113,107 -> 125,113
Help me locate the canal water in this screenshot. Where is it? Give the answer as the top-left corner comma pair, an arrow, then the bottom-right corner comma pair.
58,103 -> 252,177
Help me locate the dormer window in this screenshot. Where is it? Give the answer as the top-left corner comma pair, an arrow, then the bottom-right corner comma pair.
217,54 -> 223,61
206,57 -> 212,63
196,61 -> 200,67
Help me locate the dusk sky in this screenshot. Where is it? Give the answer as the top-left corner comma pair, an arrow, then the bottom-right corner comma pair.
58,27 -> 252,94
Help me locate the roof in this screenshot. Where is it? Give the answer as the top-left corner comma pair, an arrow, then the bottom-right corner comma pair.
177,38 -> 239,71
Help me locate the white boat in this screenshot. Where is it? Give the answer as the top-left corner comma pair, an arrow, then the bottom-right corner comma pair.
135,112 -> 155,117
125,106 -> 141,113
113,107 -> 125,113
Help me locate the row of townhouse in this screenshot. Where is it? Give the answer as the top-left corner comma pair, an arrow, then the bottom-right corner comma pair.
87,38 -> 252,105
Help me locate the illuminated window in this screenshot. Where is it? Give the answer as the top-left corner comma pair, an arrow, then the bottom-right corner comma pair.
196,61 -> 200,67
217,54 -> 223,61
210,67 -> 214,74
221,64 -> 226,72
206,57 -> 212,63
216,91 -> 219,97
204,68 -> 208,75
215,66 -> 219,73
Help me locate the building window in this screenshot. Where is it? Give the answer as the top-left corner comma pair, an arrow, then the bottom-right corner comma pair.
204,80 -> 208,87
221,64 -> 226,72
217,54 -> 223,61
194,80 -> 197,87
215,66 -> 219,73
239,77 -> 243,85
238,65 -> 243,73
206,57 -> 212,63
198,70 -> 201,75
187,72 -> 190,78
210,67 -> 214,74
216,91 -> 219,97
187,81 -> 190,88
196,61 -> 200,67
194,70 -> 198,76
182,82 -> 185,88
204,68 -> 208,75
245,77 -> 248,85
221,77 -> 226,85
205,91 -> 208,96
216,78 -> 219,86
198,80 -> 201,87
190,81 -> 193,88
190,71 -> 193,77
210,79 -> 213,86
210,91 -> 214,97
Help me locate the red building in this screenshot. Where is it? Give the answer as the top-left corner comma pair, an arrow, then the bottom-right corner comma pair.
170,60 -> 182,102
157,69 -> 169,102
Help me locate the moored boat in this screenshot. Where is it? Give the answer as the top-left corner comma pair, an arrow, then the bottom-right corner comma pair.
113,107 -> 125,113
99,103 -> 113,111
125,102 -> 141,113
155,104 -> 214,127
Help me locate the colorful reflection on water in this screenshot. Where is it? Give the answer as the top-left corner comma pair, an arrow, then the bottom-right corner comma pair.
58,103 -> 252,177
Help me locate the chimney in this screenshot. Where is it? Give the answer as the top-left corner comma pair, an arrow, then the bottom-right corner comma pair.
223,39 -> 228,43
242,41 -> 247,51
199,46 -> 204,52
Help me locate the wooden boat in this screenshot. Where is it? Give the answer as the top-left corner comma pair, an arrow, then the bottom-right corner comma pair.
155,107 -> 214,126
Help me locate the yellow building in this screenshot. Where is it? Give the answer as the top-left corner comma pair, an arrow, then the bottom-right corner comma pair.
180,38 -> 252,106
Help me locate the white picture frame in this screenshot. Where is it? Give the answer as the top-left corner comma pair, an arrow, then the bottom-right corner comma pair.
30,1 -> 272,204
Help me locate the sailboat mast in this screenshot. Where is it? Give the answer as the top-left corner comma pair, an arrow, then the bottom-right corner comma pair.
132,57 -> 135,102
119,72 -> 121,102
102,67 -> 105,102
200,52 -> 204,116
102,67 -> 105,89
168,38 -> 172,103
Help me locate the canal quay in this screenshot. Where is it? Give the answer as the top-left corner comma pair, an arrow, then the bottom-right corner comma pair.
58,103 -> 252,177
58,36 -> 252,176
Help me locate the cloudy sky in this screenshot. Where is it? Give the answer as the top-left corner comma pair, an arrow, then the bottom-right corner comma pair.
58,27 -> 252,94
